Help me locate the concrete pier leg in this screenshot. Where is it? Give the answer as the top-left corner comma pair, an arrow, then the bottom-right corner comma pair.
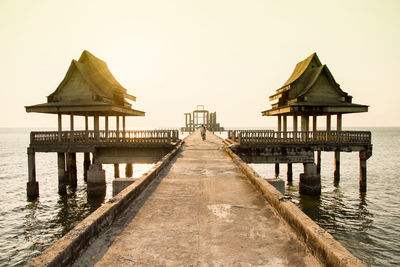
87,162 -> 106,197
316,151 -> 321,174
360,151 -> 367,192
114,164 -> 120,178
83,153 -> 91,182
57,152 -> 67,194
126,163 -> 133,178
287,163 -> 293,182
27,147 -> 39,198
334,151 -> 340,182
299,163 -> 321,195
275,163 -> 280,178
67,153 -> 78,188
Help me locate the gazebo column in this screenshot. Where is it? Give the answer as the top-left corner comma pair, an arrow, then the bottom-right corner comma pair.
126,163 -> 133,178
94,114 -> 100,141
58,113 -> 62,142
27,147 -> 39,198
114,164 -> 120,178
122,116 -> 126,141
326,115 -> 331,131
334,114 -> 342,182
275,115 -> 282,177
105,115 -> 109,141
87,154 -> 106,197
359,151 -> 368,192
116,116 -> 120,141
57,152 -> 67,194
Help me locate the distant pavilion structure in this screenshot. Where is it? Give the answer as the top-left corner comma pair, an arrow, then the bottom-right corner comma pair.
25,51 -> 178,198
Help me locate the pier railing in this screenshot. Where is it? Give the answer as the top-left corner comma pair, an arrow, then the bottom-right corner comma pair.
30,130 -> 180,145
227,130 -> 371,146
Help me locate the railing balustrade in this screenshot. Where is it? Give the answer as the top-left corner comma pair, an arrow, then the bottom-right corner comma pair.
30,130 -> 179,145
227,130 -> 371,146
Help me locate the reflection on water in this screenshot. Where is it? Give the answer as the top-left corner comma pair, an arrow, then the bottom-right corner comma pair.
249,128 -> 400,266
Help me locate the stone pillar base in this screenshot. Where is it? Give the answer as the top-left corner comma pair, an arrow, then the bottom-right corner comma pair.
87,163 -> 106,196
299,163 -> 321,195
27,181 -> 39,198
299,173 -> 321,195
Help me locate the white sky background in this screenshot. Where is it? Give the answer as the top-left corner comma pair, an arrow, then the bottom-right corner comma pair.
0,0 -> 399,129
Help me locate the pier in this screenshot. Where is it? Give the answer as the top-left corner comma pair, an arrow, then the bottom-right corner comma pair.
27,131 -> 364,266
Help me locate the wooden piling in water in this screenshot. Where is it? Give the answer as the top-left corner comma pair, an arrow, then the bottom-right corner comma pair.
27,147 -> 39,198
83,153 -> 90,182
57,152 -> 67,194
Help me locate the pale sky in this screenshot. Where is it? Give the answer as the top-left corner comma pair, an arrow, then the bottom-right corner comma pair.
0,0 -> 399,129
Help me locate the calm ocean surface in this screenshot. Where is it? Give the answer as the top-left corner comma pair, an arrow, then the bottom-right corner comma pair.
0,128 -> 399,266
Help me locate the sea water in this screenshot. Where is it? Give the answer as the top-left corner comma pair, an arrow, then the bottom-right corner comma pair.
0,128 -> 399,266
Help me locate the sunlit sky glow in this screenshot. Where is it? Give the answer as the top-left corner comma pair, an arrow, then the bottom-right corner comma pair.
1,0 -> 399,129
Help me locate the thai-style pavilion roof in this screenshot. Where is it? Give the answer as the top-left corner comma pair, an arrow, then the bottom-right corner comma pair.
262,53 -> 368,116
25,50 -> 145,116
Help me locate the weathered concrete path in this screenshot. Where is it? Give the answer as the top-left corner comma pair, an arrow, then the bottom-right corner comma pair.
76,131 -> 321,266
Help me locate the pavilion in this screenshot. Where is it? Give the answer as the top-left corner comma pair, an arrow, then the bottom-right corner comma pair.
25,50 -> 145,197
262,52 -> 370,193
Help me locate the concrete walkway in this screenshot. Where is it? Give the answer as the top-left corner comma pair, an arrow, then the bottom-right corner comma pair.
76,131 -> 321,266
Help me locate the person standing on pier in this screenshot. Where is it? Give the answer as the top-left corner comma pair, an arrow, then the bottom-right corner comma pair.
200,125 -> 206,141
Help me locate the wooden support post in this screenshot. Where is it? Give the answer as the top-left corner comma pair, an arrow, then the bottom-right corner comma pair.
94,115 -> 99,141
27,147 -> 39,198
277,115 -> 282,131
301,116 -> 306,131
125,163 -> 133,178
326,115 -> 331,131
305,116 -> 310,132
83,152 -> 91,182
116,115 -> 120,141
283,115 -> 287,138
275,163 -> 280,178
85,115 -> 89,130
57,152 -> 67,194
114,164 -> 120,178
287,163 -> 293,182
313,116 -> 317,132
316,151 -> 321,174
122,116 -> 126,141
334,151 -> 340,182
293,115 -> 298,139
359,151 -> 367,192
337,114 -> 342,131
67,153 -> 77,188
70,114 -> 74,131
105,115 -> 109,141
58,113 -> 62,142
